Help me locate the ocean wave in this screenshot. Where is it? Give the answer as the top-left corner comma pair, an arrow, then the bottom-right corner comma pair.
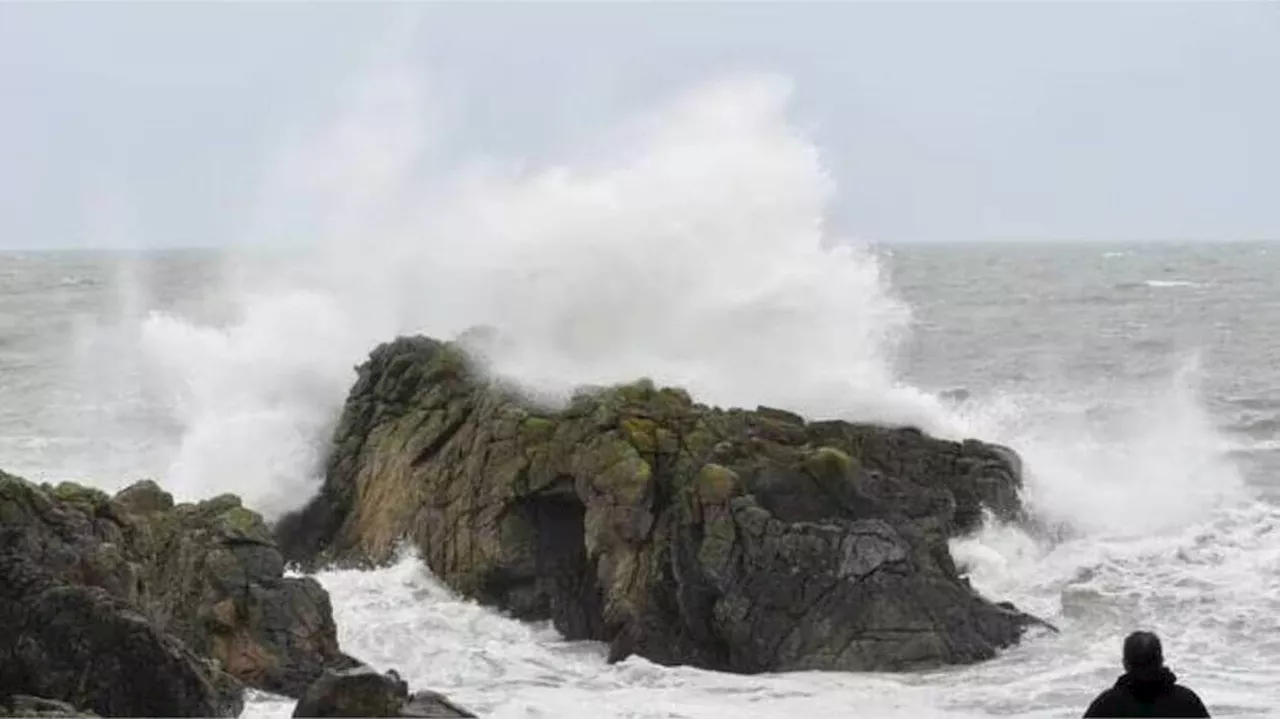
1111,279 -> 1206,290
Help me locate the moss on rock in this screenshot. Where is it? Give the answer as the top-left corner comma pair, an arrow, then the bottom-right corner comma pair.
277,333 -> 1040,677
694,464 -> 740,505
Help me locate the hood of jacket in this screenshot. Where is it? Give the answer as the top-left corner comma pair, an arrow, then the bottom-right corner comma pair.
1116,666 -> 1178,702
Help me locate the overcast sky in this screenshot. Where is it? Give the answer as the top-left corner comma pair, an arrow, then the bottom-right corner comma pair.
2,2 -> 1278,249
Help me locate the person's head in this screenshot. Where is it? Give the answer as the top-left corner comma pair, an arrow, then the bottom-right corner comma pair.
1122,631 -> 1164,673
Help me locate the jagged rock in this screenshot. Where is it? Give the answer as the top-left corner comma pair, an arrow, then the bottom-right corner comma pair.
0,530 -> 243,717
279,335 -> 1043,674
0,471 -> 356,713
292,666 -> 475,718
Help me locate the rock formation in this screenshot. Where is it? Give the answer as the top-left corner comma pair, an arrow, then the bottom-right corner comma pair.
0,473 -> 357,715
279,335 -> 1043,674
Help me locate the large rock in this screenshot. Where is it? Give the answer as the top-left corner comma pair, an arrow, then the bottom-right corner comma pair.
279,335 -> 1041,673
0,527 -> 242,717
293,666 -> 475,718
0,472 -> 357,713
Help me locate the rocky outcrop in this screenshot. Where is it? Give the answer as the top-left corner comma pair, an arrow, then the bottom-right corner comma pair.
0,526 -> 242,717
293,666 -> 476,718
279,335 -> 1042,674
0,472 -> 358,715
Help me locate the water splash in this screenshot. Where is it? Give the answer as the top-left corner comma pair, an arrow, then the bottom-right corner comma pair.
136,71 -> 944,516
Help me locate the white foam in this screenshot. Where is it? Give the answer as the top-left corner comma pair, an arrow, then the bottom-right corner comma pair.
243,552 -> 984,719
954,354 -> 1243,538
134,70 -> 954,517
138,290 -> 365,516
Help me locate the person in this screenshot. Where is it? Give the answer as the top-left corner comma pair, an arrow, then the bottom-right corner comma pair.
1083,631 -> 1210,717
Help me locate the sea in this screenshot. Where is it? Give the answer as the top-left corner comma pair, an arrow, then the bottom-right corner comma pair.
2,80 -> 1276,718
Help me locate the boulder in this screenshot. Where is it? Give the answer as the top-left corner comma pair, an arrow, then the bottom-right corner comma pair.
0,528 -> 243,717
292,666 -> 475,718
278,335 -> 1042,673
108,484 -> 360,696
0,471 -> 357,713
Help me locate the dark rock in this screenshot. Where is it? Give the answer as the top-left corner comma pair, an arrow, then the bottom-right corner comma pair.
0,530 -> 243,717
292,666 -> 475,718
279,335 -> 1046,674
0,470 -> 356,712
0,695 -> 98,717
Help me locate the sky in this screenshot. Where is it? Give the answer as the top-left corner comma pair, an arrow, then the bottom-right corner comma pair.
1,2 -> 1278,249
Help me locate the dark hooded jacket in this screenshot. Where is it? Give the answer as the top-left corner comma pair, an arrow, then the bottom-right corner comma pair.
1083,667 -> 1210,717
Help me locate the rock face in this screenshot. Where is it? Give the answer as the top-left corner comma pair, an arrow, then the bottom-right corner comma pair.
279,335 -> 1040,673
293,666 -> 476,718
0,472 -> 357,715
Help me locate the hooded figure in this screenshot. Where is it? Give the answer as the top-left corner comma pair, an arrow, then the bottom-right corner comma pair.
1083,631 -> 1210,717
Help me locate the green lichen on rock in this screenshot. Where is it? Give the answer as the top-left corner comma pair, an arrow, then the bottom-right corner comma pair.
693,463 -> 739,505
212,505 -> 272,544
613,378 -> 658,404
803,446 -> 857,482
49,481 -> 109,509
0,474 -> 357,715
573,434 -> 653,505
519,416 -> 557,443
619,417 -> 659,455
695,512 -> 737,581
277,333 -> 1040,676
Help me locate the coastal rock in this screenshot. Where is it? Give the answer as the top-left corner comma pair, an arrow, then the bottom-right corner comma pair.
292,666 -> 476,718
109,484 -> 360,696
0,471 -> 357,713
279,335 -> 1041,673
0,530 -> 243,717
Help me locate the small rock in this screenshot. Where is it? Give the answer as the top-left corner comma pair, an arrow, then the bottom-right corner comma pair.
112,480 -> 175,516
401,690 -> 478,718
292,666 -> 475,718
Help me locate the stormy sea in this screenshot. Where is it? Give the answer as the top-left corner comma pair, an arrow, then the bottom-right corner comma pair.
2,79 -> 1275,717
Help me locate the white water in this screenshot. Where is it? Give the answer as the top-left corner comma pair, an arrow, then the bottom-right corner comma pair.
137,69 -> 952,517
62,62 -> 1268,716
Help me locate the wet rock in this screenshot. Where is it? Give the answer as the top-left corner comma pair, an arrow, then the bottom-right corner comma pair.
279,335 -> 1045,674
292,666 -> 475,718
0,532 -> 243,717
0,469 -> 356,714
